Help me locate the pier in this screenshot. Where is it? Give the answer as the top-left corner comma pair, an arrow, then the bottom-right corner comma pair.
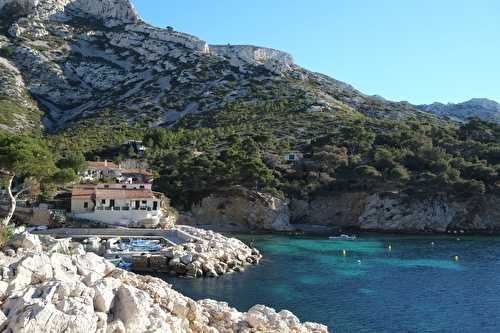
33,227 -> 202,246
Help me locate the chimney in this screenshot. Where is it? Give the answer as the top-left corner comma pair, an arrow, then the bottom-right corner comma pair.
104,160 -> 108,167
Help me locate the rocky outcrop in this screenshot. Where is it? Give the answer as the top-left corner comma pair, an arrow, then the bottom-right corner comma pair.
210,44 -> 294,74
128,226 -> 262,278
418,98 -> 500,124
0,0 -> 139,27
290,192 -> 500,233
190,187 -> 294,232
0,232 -> 328,333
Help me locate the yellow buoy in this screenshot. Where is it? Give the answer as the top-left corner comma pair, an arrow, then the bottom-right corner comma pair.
342,249 -> 347,256
453,255 -> 459,261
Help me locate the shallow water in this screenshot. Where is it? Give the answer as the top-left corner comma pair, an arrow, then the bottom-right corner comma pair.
160,234 -> 500,333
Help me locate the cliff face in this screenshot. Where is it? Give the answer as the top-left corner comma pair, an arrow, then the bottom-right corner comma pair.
190,187 -> 293,232
210,44 -> 294,74
290,192 -> 500,233
0,0 -> 139,27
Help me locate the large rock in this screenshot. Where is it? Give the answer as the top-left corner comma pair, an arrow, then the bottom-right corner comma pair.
191,186 -> 294,231
8,231 -> 42,251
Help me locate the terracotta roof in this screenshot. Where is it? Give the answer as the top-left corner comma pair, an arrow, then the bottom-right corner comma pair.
87,161 -> 119,169
95,188 -> 156,200
71,186 -> 96,200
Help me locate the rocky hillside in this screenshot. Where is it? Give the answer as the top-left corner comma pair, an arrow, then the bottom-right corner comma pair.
418,98 -> 500,123
0,0 -> 435,134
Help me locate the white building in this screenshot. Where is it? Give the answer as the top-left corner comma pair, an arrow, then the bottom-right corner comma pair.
80,161 -> 153,183
71,184 -> 163,227
80,161 -> 121,181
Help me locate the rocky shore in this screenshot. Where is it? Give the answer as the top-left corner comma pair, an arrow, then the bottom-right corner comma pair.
0,231 -> 328,332
130,226 -> 262,278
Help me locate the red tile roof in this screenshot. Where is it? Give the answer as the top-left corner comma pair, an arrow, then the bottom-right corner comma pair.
71,186 -> 96,200
95,188 -> 156,200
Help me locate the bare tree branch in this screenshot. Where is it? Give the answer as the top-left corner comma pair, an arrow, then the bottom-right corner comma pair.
14,186 -> 32,199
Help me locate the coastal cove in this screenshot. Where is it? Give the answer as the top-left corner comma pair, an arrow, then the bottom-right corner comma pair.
160,234 -> 500,333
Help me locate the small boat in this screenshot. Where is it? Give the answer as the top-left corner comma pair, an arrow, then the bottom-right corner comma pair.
107,257 -> 133,271
329,234 -> 357,241
118,239 -> 162,252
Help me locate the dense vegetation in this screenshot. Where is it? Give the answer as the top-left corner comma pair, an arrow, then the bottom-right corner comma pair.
45,101 -> 500,210
0,133 -> 83,217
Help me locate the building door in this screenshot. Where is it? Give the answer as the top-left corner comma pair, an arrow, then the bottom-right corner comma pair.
135,200 -> 140,209
153,201 -> 158,211
110,200 -> 115,208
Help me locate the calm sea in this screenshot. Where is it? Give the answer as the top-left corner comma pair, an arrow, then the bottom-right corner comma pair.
159,234 -> 500,333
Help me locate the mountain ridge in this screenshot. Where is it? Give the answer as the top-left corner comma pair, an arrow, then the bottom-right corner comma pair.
418,98 -> 500,123
0,0 -> 437,134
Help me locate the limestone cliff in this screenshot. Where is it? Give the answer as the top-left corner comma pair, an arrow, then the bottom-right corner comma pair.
0,0 -> 139,27
290,192 -> 500,233
189,187 -> 294,232
210,44 -> 294,74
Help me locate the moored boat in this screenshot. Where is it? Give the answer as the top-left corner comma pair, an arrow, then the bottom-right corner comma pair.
329,234 -> 357,241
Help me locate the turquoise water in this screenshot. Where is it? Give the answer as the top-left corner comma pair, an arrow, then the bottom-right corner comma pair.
160,234 -> 500,332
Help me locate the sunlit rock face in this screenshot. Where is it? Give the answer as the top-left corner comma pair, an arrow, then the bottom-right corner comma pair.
210,44 -> 294,74
0,0 -> 139,26
0,0 -> 429,134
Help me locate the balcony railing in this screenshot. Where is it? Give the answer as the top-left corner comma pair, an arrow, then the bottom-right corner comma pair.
94,206 -> 157,212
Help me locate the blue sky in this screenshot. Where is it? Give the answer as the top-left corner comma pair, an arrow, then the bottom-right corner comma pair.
130,0 -> 500,104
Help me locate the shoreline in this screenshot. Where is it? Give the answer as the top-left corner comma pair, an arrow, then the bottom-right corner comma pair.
186,223 -> 500,237
0,230 -> 329,332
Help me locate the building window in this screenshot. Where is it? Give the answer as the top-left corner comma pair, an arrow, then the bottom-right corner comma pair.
142,200 -> 147,204
101,199 -> 106,204
122,185 -> 126,189
84,202 -> 89,209
140,185 -> 145,189
104,185 -> 110,188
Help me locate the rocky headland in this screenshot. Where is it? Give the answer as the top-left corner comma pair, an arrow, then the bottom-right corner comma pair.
0,231 -> 328,333
290,192 -> 500,233
185,187 -> 500,234
188,187 -> 293,232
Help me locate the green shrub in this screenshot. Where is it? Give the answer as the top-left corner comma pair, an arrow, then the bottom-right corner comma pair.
0,46 -> 13,58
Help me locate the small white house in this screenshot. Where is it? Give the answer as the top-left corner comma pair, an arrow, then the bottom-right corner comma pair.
71,184 -> 162,227
80,161 -> 121,181
80,161 -> 153,183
